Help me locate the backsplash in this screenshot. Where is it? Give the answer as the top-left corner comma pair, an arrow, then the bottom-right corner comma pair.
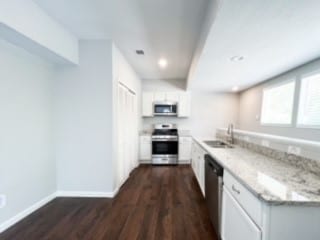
217,129 -> 320,175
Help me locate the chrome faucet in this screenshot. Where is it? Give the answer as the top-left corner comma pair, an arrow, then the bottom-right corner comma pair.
227,124 -> 234,144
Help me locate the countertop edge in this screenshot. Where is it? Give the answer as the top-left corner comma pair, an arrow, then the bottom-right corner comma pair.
192,137 -> 320,207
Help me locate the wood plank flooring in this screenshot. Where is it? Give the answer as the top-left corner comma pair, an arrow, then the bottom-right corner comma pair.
0,165 -> 218,240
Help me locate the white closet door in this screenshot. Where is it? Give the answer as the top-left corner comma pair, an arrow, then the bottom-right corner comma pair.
117,85 -> 126,187
133,94 -> 138,168
128,92 -> 136,171
123,88 -> 130,181
117,83 -> 138,189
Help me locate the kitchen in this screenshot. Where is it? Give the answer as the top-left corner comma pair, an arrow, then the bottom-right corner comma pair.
0,0 -> 320,240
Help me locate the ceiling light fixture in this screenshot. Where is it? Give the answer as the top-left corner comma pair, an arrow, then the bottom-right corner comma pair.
158,58 -> 168,69
230,56 -> 244,62
232,86 -> 239,92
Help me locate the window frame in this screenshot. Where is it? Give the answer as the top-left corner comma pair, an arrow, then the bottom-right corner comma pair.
296,70 -> 320,129
260,78 -> 297,127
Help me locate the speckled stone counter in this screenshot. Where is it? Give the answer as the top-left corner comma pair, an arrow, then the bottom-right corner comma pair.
193,137 -> 320,206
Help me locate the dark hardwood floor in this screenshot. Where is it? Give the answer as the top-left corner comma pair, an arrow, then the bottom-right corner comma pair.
0,165 -> 218,240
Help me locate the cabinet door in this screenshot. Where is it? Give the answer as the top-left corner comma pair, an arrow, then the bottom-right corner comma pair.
142,92 -> 154,117
140,136 -> 151,160
179,137 -> 192,161
153,92 -> 166,102
178,93 -> 191,117
199,152 -> 205,195
166,92 -> 179,102
222,188 -> 261,240
191,143 -> 197,173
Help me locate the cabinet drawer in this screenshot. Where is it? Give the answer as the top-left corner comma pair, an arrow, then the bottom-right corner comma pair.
179,136 -> 192,143
223,171 -> 262,227
140,135 -> 151,143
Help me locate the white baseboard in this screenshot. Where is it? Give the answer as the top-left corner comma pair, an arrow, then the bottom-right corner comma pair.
0,192 -> 56,233
56,190 -> 117,198
178,160 -> 191,165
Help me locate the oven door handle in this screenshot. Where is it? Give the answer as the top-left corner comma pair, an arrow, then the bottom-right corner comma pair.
152,139 -> 178,142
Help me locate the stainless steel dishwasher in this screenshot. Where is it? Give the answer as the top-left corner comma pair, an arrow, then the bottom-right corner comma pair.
205,154 -> 224,239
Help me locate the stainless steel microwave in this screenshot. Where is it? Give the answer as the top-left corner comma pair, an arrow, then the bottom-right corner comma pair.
153,102 -> 178,116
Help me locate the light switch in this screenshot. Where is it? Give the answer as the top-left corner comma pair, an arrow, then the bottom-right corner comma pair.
288,146 -> 301,156
261,140 -> 270,147
244,136 -> 250,142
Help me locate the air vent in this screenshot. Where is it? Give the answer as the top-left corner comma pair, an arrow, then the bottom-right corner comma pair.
136,50 -> 145,55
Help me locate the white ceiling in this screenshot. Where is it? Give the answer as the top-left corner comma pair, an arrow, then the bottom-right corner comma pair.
34,0 -> 209,80
190,0 -> 320,92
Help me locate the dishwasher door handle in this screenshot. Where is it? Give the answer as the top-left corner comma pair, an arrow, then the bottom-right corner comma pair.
232,185 -> 241,195
208,162 -> 218,174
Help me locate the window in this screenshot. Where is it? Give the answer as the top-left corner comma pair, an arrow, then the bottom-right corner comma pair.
261,80 -> 295,125
297,73 -> 320,127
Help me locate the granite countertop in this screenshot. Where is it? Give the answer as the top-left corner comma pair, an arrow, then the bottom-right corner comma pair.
193,137 -> 320,206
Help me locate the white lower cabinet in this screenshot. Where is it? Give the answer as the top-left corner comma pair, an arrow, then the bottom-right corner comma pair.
221,170 -> 320,240
222,187 -> 261,240
191,140 -> 206,196
139,135 -> 151,160
179,137 -> 192,162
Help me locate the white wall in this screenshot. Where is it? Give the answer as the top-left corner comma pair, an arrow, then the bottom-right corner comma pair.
142,79 -> 239,137
143,78 -> 186,91
0,39 -> 56,226
239,58 -> 320,141
187,0 -> 221,88
54,40 -> 114,193
0,0 -> 79,64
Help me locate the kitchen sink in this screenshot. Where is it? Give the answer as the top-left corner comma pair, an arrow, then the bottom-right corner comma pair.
203,140 -> 234,148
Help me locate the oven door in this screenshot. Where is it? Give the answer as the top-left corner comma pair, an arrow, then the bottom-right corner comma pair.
152,140 -> 178,164
153,103 -> 177,116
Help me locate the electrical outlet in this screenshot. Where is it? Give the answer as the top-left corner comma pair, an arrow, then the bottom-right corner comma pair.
261,140 -> 270,147
244,136 -> 250,142
288,146 -> 301,156
0,195 -> 6,209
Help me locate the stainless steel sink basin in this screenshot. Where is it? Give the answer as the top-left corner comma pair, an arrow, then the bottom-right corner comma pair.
203,140 -> 234,148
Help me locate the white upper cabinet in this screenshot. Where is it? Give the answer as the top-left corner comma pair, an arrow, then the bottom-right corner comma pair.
178,93 -> 191,118
153,92 -> 166,102
142,91 -> 191,118
166,92 -> 180,102
142,92 -> 154,117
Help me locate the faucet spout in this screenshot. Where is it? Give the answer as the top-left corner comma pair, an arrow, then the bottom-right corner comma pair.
227,124 -> 234,144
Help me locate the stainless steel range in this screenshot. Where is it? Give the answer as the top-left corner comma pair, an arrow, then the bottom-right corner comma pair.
151,124 -> 178,165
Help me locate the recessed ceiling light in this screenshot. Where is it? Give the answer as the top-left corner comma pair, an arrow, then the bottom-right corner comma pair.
230,56 -> 244,62
232,86 -> 239,92
158,58 -> 168,69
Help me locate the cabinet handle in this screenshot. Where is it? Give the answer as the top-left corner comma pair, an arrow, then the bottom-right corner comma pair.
232,185 -> 240,194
